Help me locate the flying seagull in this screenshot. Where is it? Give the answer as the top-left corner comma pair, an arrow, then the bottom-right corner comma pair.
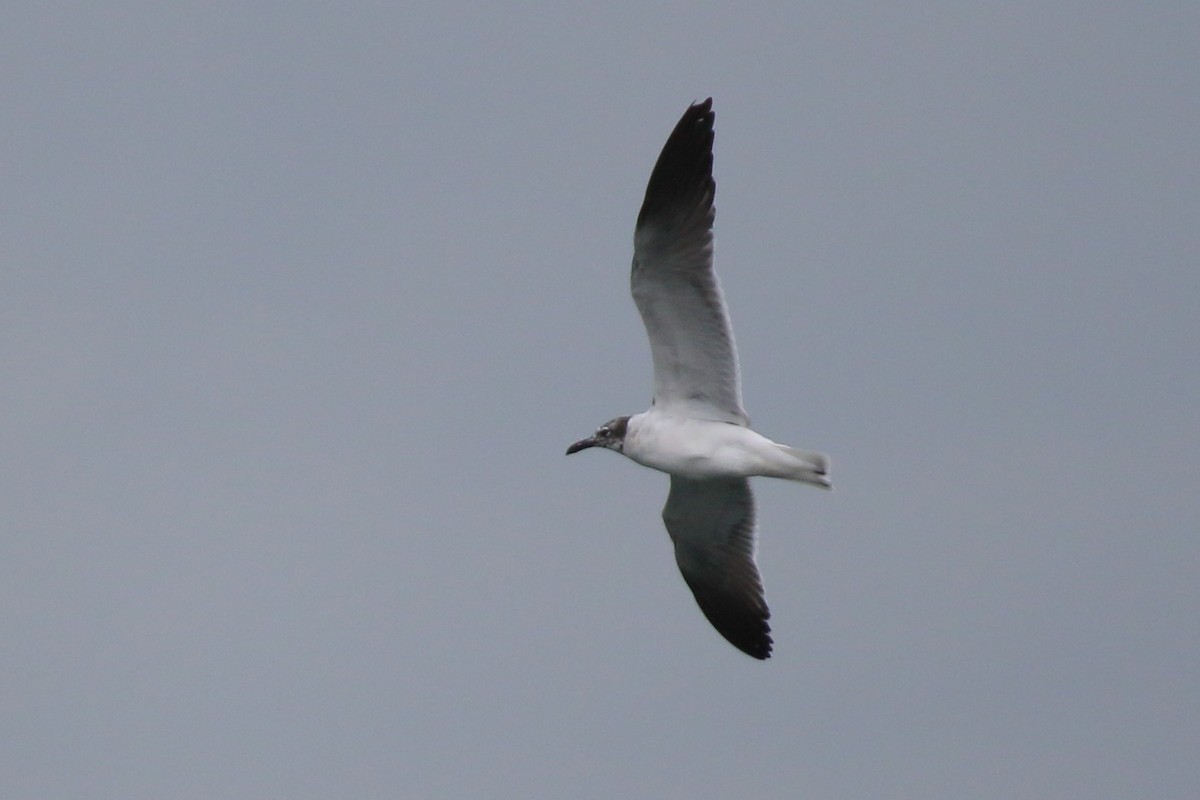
566,98 -> 830,660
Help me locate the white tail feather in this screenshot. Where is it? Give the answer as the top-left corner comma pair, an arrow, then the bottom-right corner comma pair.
775,444 -> 832,489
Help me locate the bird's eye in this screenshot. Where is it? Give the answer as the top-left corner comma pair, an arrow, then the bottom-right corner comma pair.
599,427 -> 609,436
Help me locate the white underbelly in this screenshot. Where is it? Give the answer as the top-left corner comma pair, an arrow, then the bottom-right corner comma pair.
624,414 -> 778,479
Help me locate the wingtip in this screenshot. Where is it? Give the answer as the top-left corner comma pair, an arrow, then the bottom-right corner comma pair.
743,636 -> 773,660
636,99 -> 717,231
738,621 -> 774,660
689,588 -> 774,660
685,97 -> 714,128
728,624 -> 773,660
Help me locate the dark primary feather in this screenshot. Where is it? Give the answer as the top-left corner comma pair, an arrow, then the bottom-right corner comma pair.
636,97 -> 716,233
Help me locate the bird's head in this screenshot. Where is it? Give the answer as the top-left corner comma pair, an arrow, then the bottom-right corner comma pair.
566,415 -> 630,455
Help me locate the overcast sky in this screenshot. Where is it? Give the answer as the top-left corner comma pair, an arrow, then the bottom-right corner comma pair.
3,3 -> 1197,798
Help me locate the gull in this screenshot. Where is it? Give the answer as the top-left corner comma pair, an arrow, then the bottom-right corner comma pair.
566,98 -> 830,660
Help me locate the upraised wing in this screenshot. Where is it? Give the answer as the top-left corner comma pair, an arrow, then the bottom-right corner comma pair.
631,98 -> 749,426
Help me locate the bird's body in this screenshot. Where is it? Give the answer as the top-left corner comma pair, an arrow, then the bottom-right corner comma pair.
623,411 -> 829,486
567,98 -> 829,659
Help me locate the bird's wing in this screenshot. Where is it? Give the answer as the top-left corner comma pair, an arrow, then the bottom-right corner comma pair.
662,475 -> 771,659
631,98 -> 749,426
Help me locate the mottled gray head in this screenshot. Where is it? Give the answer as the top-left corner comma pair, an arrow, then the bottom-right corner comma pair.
566,415 -> 630,455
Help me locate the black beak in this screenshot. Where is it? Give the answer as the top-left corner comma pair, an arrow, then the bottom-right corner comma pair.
565,436 -> 597,455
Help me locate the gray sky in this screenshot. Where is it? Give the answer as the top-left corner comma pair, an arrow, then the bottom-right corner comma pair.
3,3 -> 1197,798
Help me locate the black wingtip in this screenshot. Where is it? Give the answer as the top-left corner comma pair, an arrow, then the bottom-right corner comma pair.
725,615 -> 773,660
716,618 -> 773,660
690,591 -> 773,660
636,98 -> 716,230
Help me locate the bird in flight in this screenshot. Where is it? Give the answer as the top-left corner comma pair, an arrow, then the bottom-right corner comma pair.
566,98 -> 830,659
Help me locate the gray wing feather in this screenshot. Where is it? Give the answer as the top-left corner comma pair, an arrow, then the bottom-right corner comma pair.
632,98 -> 749,426
662,475 -> 771,659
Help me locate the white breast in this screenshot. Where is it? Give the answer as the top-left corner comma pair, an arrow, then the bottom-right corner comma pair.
623,411 -> 793,480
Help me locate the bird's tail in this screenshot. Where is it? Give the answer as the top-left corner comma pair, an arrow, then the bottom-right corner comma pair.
776,445 -> 832,489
